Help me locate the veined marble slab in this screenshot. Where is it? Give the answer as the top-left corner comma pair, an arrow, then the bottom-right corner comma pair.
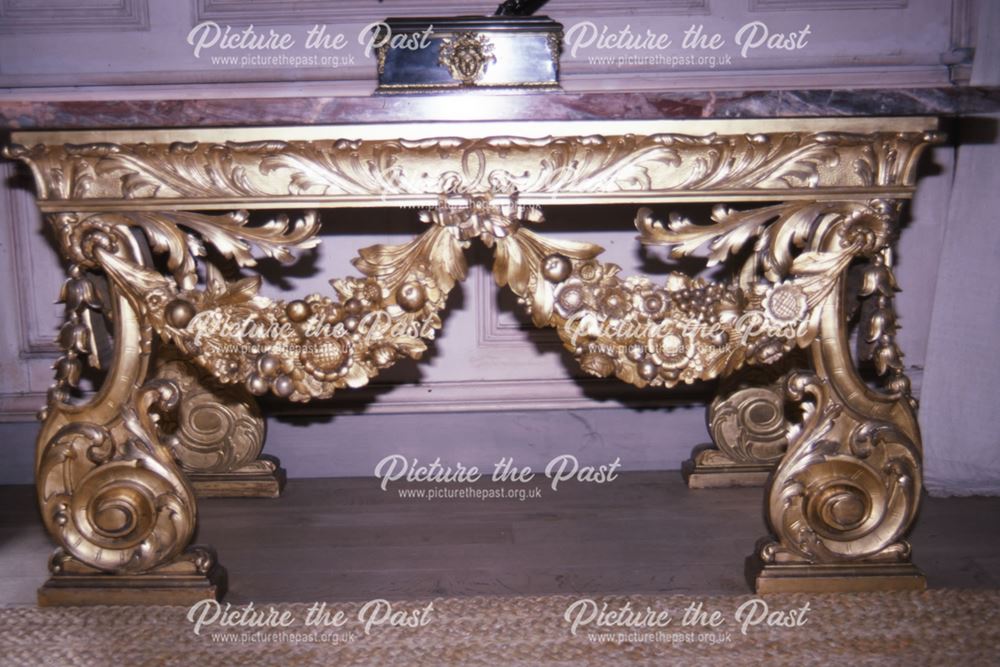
1,87 -> 998,130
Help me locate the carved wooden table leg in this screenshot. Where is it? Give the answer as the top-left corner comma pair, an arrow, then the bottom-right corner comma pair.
154,353 -> 284,498
750,200 -> 924,592
36,214 -> 225,606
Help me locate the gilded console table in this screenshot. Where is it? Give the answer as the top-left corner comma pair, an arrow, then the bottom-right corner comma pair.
4,116 -> 939,604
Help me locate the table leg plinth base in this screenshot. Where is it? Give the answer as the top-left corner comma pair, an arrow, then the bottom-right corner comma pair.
683,460 -> 774,488
748,556 -> 926,594
682,446 -> 775,488
189,456 -> 286,498
38,564 -> 228,607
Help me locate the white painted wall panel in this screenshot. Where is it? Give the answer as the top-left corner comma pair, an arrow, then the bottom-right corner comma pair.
0,0 -> 968,89
0,2 -> 994,494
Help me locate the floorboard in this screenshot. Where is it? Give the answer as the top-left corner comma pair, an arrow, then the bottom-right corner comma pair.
0,472 -> 997,605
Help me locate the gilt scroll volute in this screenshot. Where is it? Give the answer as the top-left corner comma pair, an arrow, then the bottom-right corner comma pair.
29,211 -> 225,603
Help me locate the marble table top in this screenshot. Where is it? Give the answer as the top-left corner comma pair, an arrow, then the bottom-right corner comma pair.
1,87 -> 998,131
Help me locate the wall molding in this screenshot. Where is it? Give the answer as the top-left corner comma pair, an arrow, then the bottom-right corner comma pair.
0,0 -> 149,34
0,393 -> 44,423
947,0 -> 978,84
950,0 -> 978,48
194,0 -> 710,25
474,265 -> 562,350
0,367 -> 925,422
3,165 -> 61,357
0,61 -> 954,92
0,378 -> 703,422
749,0 -> 907,10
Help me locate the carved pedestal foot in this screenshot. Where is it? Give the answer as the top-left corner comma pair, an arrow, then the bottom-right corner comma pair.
685,353 -> 806,488
35,369 -> 226,605
31,219 -> 243,606
684,382 -> 790,488
155,357 -> 285,498
187,456 -> 286,499
747,543 -> 925,594
752,362 -> 924,593
38,547 -> 227,607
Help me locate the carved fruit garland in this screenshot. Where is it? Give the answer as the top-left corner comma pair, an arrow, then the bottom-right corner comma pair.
84,195 -> 896,400
502,200 -> 893,389
92,208 -> 466,402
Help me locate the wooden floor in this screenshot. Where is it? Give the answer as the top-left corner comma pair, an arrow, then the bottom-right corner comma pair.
1,471 -> 999,604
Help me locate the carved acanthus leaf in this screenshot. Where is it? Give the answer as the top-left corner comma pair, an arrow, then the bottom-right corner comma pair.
4,131 -> 941,203
493,228 -> 603,327
636,204 -> 783,266
351,223 -> 469,294
112,210 -> 321,290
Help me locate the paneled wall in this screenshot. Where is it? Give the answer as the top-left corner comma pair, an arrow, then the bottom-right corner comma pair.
0,0 -> 975,90
0,1 -> 991,490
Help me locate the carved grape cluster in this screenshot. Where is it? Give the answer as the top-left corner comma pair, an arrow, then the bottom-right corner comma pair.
537,253 -> 762,387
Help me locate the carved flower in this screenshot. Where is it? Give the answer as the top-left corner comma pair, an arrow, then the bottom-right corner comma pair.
576,260 -> 605,283
874,343 -> 904,376
369,343 -> 398,369
143,287 -> 173,316
357,279 -> 385,308
300,338 -> 353,381
58,321 -> 91,355
60,272 -> 102,311
633,288 -> 670,321
332,277 -> 384,310
596,285 -> 632,320
54,356 -> 82,387
302,294 -> 343,324
647,324 -> 694,372
554,279 -> 589,318
860,260 -> 897,298
579,351 -> 616,378
209,355 -> 243,384
663,272 -> 693,293
749,337 -> 788,366
886,374 -> 911,397
763,281 -> 808,326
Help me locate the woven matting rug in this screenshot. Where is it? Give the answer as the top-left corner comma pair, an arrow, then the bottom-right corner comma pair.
1,590 -> 998,666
